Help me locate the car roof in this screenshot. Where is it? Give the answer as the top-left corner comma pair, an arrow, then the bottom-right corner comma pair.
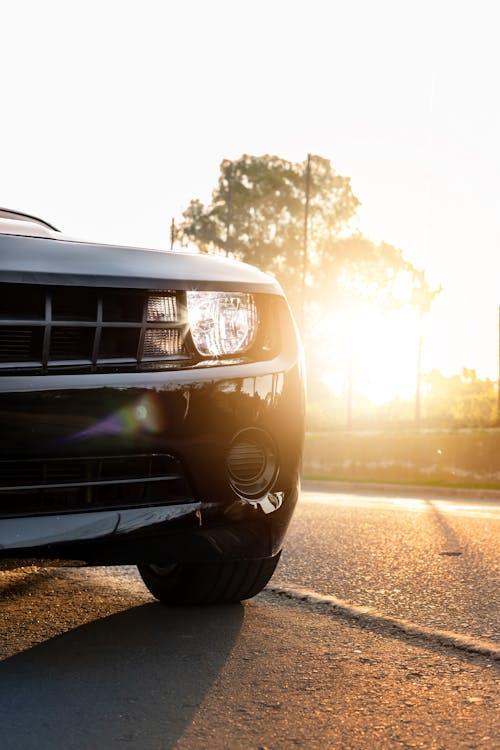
0,208 -> 60,238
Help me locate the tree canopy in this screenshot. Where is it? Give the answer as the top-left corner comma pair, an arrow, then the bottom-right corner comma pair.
178,155 -> 357,304
177,154 -> 431,318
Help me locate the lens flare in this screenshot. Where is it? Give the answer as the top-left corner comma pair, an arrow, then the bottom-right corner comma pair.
68,394 -> 163,443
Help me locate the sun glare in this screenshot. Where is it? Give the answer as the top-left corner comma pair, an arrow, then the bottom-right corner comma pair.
321,305 -> 420,404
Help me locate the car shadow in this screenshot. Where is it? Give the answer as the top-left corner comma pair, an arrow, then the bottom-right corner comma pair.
0,597 -> 244,749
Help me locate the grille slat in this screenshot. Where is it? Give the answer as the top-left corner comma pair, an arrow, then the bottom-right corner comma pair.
0,454 -> 195,517
0,284 -> 188,374
0,327 -> 43,363
1,475 -> 182,492
50,327 -> 94,360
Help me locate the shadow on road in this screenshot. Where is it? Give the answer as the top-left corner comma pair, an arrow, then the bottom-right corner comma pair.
0,597 -> 244,749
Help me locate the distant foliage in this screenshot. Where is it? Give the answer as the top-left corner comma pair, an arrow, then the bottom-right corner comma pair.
305,368 -> 498,431
424,368 -> 497,427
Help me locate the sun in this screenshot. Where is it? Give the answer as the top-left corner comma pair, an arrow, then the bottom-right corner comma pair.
320,304 -> 421,404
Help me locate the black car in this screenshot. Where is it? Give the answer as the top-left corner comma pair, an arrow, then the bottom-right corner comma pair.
0,209 -> 304,604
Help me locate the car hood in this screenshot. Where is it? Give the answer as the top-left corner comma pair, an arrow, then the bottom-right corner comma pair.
0,234 -> 283,295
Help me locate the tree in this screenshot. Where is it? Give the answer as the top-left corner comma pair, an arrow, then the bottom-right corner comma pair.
315,234 -> 423,311
178,154 -> 441,428
177,154 -> 359,311
178,154 -> 431,314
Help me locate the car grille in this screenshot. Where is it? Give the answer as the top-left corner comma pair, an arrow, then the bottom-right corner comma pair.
0,454 -> 195,517
0,284 -> 189,374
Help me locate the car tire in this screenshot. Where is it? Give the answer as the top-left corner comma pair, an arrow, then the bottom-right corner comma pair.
137,553 -> 281,605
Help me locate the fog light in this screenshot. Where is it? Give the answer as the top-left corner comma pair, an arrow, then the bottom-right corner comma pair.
143,328 -> 182,357
147,293 -> 178,322
227,428 -> 278,499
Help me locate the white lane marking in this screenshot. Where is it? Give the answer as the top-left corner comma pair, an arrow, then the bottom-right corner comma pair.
267,584 -> 500,661
300,491 -> 500,519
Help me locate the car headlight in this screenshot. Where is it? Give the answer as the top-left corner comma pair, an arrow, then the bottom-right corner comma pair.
187,291 -> 258,356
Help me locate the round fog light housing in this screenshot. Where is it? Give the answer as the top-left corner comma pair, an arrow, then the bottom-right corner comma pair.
227,428 -> 278,500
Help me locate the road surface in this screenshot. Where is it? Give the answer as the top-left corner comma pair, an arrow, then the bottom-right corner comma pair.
1,484 -> 498,749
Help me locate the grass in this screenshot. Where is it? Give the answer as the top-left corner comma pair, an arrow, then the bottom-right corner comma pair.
302,430 -> 500,489
302,473 -> 500,490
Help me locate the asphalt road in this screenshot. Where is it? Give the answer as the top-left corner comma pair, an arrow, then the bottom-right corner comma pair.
0,485 -> 498,749
276,482 -> 500,642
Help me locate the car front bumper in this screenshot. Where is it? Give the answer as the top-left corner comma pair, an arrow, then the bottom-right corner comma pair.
0,352 -> 304,564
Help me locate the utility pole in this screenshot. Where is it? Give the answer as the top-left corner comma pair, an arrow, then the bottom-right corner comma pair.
415,308 -> 423,428
225,171 -> 232,257
170,218 -> 175,252
413,271 -> 439,429
301,153 -> 311,332
497,306 -> 500,422
347,359 -> 353,430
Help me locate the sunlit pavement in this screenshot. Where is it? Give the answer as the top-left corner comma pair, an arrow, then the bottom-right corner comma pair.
0,485 -> 498,749
276,484 -> 500,643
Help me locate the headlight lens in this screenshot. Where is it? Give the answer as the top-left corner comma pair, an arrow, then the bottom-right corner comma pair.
187,292 -> 258,356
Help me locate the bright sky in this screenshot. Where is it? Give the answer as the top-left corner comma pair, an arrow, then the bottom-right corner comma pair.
2,0 -> 499,388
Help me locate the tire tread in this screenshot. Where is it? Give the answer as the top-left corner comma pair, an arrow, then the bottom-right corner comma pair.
138,553 -> 281,606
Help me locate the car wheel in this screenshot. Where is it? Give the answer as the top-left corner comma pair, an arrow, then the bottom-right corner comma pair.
137,553 -> 281,605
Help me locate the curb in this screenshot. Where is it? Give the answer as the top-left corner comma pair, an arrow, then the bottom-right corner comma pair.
301,478 -> 500,502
